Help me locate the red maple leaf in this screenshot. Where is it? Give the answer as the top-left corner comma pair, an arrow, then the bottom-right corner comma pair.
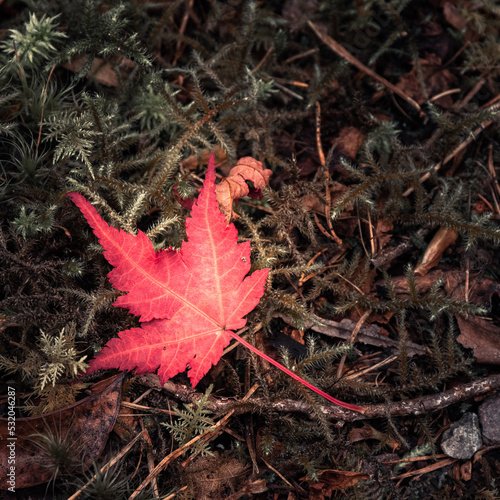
68,155 -> 364,412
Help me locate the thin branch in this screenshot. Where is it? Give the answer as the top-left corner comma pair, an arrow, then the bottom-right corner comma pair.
308,21 -> 424,117
145,373 -> 500,423
128,384 -> 259,499
403,119 -> 495,196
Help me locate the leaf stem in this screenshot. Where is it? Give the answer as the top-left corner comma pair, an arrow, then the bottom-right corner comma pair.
229,331 -> 365,413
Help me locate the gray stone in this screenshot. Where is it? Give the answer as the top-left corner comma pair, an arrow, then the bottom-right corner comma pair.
479,394 -> 500,445
441,412 -> 482,459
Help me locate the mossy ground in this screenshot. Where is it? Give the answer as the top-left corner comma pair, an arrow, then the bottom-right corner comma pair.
1,1 -> 500,498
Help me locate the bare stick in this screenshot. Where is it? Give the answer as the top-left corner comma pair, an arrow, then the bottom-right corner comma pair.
153,373 -> 500,423
316,102 -> 342,244
252,45 -> 274,73
308,21 -> 424,117
128,384 -> 259,499
403,119 -> 495,197
336,310 -> 371,378
173,0 -> 194,66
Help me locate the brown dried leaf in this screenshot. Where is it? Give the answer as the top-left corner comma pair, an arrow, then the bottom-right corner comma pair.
0,374 -> 124,490
334,126 -> 365,160
396,53 -> 457,107
443,2 -> 467,31
375,218 -> 394,252
415,227 -> 458,276
285,325 -> 305,345
377,268 -> 500,364
349,423 -> 400,451
460,460 -> 472,481
301,469 -> 369,499
301,184 -> 350,214
215,157 -> 272,222
63,56 -> 135,87
301,193 -> 326,213
180,146 -> 228,171
456,315 -> 500,365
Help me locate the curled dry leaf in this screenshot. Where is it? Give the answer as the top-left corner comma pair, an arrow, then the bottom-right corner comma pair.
0,374 -> 124,490
175,155 -> 272,223
301,469 -> 369,498
215,156 -> 272,222
415,226 -> 458,276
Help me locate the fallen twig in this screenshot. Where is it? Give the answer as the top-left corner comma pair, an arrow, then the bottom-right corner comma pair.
308,21 -> 424,117
128,384 -> 259,499
138,373 -> 500,422
403,119 -> 495,197
315,102 -> 342,245
304,313 -> 428,357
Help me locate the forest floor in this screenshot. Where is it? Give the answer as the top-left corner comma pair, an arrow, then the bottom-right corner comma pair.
1,1 -> 500,499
